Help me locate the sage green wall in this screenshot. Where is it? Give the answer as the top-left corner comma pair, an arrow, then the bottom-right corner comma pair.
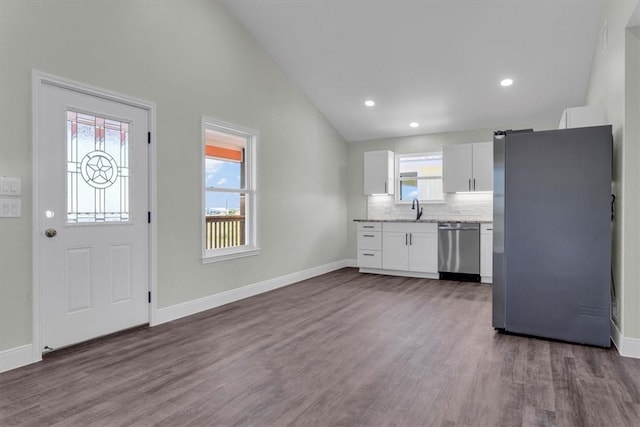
0,0 -> 348,351
585,0 -> 640,339
623,26 -> 640,338
624,27 -> 640,338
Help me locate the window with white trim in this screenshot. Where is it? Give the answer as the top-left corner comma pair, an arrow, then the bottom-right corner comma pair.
396,152 -> 444,202
202,118 -> 258,261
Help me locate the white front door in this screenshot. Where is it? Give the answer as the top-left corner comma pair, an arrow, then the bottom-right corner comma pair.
37,82 -> 149,351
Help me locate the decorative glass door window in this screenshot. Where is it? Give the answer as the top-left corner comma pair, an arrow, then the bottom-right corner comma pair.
66,111 -> 130,223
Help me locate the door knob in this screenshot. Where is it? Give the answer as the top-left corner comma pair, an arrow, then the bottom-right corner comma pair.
45,228 -> 57,238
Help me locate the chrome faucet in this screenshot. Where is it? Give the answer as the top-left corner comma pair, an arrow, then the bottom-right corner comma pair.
412,198 -> 423,220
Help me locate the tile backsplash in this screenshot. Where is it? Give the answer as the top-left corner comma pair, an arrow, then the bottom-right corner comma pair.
367,193 -> 493,221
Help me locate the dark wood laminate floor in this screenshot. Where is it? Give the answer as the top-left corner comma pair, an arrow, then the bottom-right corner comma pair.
2,268 -> 640,427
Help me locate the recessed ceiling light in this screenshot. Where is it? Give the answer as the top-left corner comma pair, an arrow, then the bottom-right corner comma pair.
500,78 -> 514,87
409,122 -> 420,128
364,100 -> 375,107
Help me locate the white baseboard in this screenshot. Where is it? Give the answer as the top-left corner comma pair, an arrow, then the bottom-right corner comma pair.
154,259 -> 353,326
0,344 -> 37,373
611,321 -> 640,359
358,267 -> 439,280
345,258 -> 357,268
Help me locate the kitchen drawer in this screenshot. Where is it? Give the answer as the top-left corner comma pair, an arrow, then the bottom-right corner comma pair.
357,250 -> 382,269
357,231 -> 381,250
481,223 -> 493,234
357,222 -> 381,232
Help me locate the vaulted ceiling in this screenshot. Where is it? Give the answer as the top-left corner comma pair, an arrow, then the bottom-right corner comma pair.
221,0 -> 603,141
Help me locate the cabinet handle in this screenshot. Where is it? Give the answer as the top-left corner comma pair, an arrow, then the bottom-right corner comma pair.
363,226 -> 374,229
473,178 -> 476,191
468,179 -> 471,191
405,233 -> 408,245
363,234 -> 375,237
363,253 -> 375,256
384,182 -> 387,193
410,233 -> 413,245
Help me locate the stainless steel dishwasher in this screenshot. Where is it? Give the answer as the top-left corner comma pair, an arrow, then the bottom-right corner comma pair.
438,222 -> 480,281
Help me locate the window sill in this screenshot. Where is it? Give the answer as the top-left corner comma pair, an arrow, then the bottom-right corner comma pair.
202,247 -> 261,264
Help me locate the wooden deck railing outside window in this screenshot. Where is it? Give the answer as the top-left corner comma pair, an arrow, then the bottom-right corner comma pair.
205,215 -> 246,250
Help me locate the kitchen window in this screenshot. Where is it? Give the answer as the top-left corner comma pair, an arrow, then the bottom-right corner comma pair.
202,117 -> 259,262
396,152 -> 444,202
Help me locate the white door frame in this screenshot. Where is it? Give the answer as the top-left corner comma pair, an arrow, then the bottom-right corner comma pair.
31,70 -> 158,363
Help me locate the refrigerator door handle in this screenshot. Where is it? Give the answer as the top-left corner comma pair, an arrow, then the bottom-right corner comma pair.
611,194 -> 616,221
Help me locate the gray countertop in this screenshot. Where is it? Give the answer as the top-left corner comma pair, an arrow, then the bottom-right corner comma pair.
353,218 -> 492,224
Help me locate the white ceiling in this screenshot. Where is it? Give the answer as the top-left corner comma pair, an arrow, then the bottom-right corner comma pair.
629,2 -> 640,27
221,0 -> 603,142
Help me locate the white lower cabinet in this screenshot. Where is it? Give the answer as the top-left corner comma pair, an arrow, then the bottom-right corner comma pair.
357,221 -> 487,279
480,223 -> 493,283
381,223 -> 438,274
356,222 -> 382,269
408,231 -> 438,273
381,231 -> 409,270
358,250 -> 382,268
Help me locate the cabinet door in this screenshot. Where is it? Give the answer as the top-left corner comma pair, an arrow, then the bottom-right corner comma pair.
443,144 -> 472,192
560,106 -> 605,129
382,231 -> 409,270
408,232 -> 438,273
480,229 -> 493,281
364,151 -> 394,195
472,142 -> 493,191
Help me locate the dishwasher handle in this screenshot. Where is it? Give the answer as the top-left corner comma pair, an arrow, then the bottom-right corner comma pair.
438,225 -> 480,231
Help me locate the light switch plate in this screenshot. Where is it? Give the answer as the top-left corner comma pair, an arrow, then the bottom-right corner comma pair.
0,176 -> 21,196
0,198 -> 21,217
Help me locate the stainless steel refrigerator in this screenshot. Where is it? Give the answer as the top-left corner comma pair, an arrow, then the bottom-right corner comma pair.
492,125 -> 612,347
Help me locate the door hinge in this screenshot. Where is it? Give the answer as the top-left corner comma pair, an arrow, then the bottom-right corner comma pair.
148,291 -> 151,304
148,132 -> 151,144
148,211 -> 151,224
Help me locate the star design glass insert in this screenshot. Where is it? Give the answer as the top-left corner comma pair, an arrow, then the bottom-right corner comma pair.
66,111 -> 130,223
81,151 -> 118,189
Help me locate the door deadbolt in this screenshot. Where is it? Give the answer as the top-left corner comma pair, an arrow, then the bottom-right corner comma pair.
45,228 -> 57,238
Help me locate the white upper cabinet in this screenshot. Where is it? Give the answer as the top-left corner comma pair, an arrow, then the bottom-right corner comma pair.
364,150 -> 394,195
559,105 -> 605,129
443,142 -> 493,192
471,142 -> 493,191
442,144 -> 472,192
